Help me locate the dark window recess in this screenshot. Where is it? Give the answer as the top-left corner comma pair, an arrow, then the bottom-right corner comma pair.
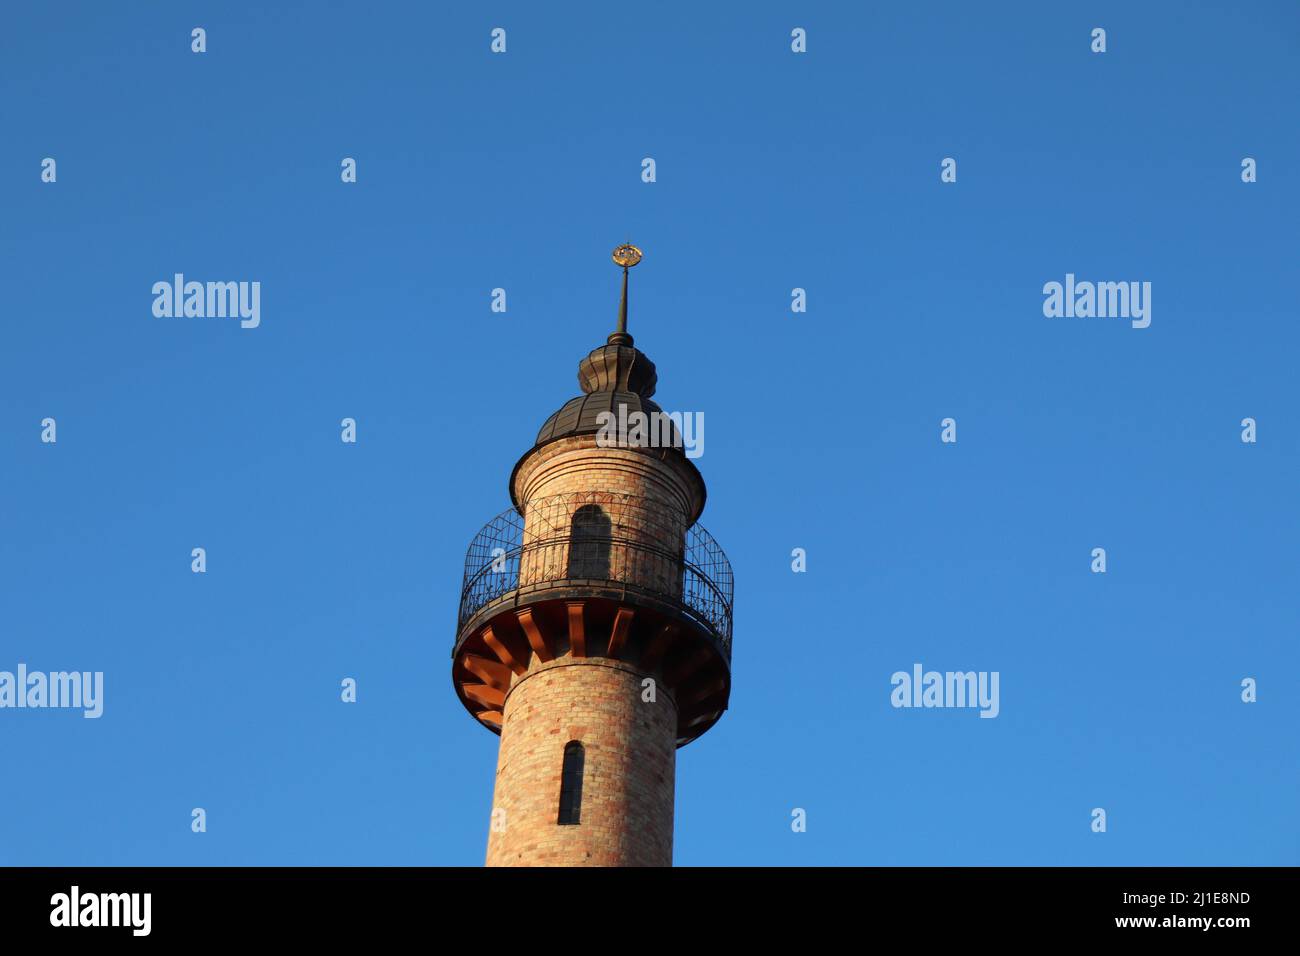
557,741 -> 585,825
566,505 -> 611,580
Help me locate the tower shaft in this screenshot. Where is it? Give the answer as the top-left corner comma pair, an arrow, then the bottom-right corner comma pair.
486,658 -> 676,866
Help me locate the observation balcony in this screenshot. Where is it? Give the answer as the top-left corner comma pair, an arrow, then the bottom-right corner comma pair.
451,492 -> 734,745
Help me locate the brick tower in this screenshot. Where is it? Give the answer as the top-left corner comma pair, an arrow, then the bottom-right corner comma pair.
451,244 -> 734,867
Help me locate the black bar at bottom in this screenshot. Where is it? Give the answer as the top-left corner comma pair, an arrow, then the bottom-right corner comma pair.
0,866 -> 1282,940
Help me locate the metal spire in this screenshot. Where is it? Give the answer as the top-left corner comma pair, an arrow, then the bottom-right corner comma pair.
608,242 -> 642,346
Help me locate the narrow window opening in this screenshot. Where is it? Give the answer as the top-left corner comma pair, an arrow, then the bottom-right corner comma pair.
557,741 -> 585,825
566,505 -> 611,580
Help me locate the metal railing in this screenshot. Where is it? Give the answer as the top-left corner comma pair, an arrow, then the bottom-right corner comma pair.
457,492 -> 733,656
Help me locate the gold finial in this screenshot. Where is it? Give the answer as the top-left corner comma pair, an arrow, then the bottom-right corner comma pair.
612,243 -> 643,268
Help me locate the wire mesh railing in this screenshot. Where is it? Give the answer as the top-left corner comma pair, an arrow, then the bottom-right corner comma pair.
457,492 -> 733,655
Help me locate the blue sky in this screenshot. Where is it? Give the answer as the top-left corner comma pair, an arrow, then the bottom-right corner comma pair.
2,1 -> 1297,866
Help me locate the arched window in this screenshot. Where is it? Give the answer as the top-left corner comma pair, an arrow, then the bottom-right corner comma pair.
566,505 -> 611,580
557,741 -> 585,825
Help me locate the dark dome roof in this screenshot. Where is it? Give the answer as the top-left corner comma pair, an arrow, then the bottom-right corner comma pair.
536,391 -> 666,445
534,340 -> 681,448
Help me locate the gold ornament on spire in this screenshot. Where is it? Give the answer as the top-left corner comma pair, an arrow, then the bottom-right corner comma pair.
612,243 -> 643,268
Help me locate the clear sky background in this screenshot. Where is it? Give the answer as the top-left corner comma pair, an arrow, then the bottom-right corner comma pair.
2,2 -> 1297,866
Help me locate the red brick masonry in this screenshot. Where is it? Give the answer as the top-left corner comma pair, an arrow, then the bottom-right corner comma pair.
485,656 -> 677,867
